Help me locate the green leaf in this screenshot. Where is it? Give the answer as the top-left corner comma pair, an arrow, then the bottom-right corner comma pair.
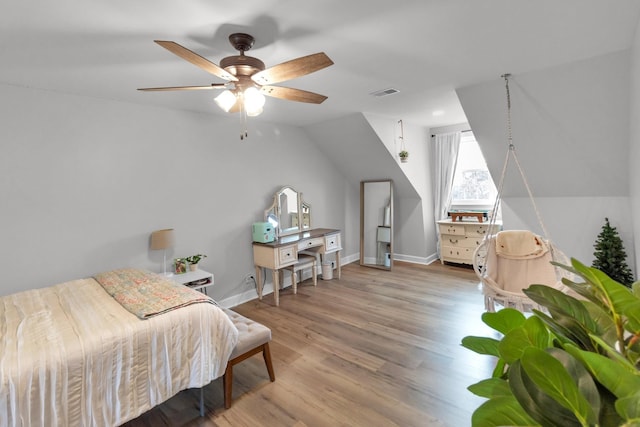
468,378 -> 512,399
471,396 -> 540,427
520,347 -> 597,426
482,308 -> 526,334
499,316 -> 551,364
583,300 -> 618,346
546,348 -> 601,418
461,336 -> 501,357
509,360 -> 580,426
591,268 -> 638,316
615,390 -> 640,421
564,344 -> 640,399
632,281 -> 640,298
623,299 -> 640,333
524,285 -> 597,333
533,309 -> 596,352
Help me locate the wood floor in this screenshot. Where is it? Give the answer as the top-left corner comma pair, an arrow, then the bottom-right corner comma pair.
122,261 -> 496,427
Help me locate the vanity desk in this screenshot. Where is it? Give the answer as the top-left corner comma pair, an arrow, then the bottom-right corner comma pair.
252,186 -> 342,306
253,228 -> 341,306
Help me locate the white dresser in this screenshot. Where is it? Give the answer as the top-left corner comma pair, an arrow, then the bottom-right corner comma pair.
437,219 -> 501,265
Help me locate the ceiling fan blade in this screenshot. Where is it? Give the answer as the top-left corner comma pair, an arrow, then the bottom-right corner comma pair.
261,86 -> 328,104
252,53 -> 333,85
154,40 -> 238,82
137,84 -> 227,91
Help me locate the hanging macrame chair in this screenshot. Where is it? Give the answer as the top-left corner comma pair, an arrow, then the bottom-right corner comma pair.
472,74 -> 573,312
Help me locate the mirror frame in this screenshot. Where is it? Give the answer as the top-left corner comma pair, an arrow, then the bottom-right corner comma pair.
360,180 -> 393,270
264,186 -> 312,237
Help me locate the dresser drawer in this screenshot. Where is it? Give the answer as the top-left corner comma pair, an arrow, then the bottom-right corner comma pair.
298,237 -> 324,251
324,233 -> 341,251
439,223 -> 466,236
441,245 -> 474,262
278,245 -> 298,266
443,235 -> 481,248
465,223 -> 499,237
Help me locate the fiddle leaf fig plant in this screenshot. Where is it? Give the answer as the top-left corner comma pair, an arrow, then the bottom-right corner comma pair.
462,258 -> 640,427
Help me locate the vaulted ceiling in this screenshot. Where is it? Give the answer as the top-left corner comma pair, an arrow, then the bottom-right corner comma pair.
2,1 -> 640,129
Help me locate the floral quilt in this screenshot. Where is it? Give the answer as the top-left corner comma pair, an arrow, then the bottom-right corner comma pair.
93,268 -> 214,318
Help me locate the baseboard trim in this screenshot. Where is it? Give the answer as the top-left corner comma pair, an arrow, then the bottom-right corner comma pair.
392,252 -> 439,265
217,254 -> 436,308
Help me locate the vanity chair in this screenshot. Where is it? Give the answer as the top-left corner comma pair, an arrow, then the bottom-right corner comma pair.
252,186 -> 342,306
286,253 -> 317,292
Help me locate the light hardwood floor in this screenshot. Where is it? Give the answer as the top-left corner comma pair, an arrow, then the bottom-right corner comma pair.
123,261 -> 496,427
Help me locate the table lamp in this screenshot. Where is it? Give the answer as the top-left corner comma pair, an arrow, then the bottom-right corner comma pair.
150,228 -> 175,276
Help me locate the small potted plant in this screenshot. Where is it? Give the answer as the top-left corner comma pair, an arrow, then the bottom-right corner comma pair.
399,150 -> 409,163
185,254 -> 207,271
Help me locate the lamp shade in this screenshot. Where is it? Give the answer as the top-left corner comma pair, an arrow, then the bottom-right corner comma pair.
150,229 -> 175,250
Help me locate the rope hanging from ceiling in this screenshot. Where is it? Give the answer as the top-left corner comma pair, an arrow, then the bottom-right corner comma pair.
487,73 -> 550,241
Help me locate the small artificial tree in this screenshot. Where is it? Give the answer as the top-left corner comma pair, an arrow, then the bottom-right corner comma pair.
592,217 -> 634,288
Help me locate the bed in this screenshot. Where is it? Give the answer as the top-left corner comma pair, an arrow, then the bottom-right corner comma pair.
0,268 -> 239,427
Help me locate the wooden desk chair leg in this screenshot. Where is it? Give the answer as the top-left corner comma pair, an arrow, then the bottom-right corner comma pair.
290,267 -> 297,294
312,261 -> 317,287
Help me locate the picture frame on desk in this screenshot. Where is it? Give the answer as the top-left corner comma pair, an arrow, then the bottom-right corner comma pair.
173,258 -> 187,274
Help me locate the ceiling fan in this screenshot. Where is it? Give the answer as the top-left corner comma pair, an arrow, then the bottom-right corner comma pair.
138,33 -> 334,121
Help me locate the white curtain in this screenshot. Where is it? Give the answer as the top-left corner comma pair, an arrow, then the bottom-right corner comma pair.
434,132 -> 461,257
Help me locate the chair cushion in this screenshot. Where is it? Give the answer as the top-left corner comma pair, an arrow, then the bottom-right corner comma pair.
292,254 -> 316,272
495,230 -> 548,259
222,308 -> 272,359
486,235 -> 558,292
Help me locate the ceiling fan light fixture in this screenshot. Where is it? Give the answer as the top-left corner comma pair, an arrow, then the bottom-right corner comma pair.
246,106 -> 263,117
214,90 -> 237,112
244,87 -> 265,116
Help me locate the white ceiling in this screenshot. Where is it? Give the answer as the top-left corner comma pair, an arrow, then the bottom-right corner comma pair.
3,0 -> 639,128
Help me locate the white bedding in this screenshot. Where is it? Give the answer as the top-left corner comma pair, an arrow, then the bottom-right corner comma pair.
0,276 -> 239,426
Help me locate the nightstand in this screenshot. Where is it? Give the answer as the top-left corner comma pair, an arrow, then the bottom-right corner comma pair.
170,269 -> 214,294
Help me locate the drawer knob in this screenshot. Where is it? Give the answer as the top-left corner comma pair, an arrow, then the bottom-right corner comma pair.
449,239 -> 458,244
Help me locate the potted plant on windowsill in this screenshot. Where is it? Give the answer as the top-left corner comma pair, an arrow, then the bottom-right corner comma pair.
461,258 -> 640,426
185,254 -> 207,271
399,150 -> 409,163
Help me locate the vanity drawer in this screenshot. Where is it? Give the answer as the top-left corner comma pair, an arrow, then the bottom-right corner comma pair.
278,245 -> 298,266
324,233 -> 341,251
439,223 -> 466,236
298,237 -> 324,251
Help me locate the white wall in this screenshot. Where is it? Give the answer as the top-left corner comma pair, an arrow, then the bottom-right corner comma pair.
0,83 -> 351,300
630,17 -> 640,271
305,113 -> 438,264
364,114 -> 437,262
457,50 -> 633,269
502,197 -> 634,270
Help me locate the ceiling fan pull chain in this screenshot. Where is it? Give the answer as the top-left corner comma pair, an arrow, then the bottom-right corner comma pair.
240,103 -> 248,140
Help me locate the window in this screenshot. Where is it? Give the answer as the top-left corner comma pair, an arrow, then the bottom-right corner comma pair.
450,132 -> 498,211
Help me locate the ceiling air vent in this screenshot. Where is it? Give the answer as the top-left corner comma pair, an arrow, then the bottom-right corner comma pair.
370,87 -> 400,97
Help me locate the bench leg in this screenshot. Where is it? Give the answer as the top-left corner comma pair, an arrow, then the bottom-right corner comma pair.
263,343 -> 276,382
223,363 -> 233,409
223,343 -> 276,409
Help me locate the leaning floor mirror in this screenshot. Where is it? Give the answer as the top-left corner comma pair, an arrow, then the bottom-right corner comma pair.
360,180 -> 393,270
